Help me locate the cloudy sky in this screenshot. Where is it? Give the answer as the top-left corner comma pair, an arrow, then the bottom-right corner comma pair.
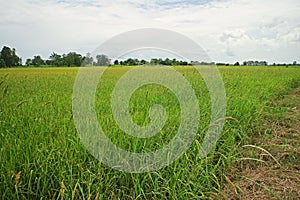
0,0 -> 299,63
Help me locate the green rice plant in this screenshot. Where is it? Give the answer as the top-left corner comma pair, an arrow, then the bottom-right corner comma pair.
0,66 -> 299,199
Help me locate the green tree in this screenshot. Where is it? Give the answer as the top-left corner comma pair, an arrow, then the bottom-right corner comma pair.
0,46 -> 22,67
150,58 -> 159,65
122,58 -> 139,66
25,58 -> 32,66
63,52 -> 83,67
0,59 -> 6,68
234,62 -> 240,66
32,55 -> 45,66
140,59 -> 147,65
82,53 -> 93,66
94,54 -> 111,66
114,60 -> 119,65
49,52 -> 63,66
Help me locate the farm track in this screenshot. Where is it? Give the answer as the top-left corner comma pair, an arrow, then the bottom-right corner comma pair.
219,87 -> 300,199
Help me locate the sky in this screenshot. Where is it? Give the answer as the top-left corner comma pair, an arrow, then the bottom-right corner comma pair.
0,0 -> 299,63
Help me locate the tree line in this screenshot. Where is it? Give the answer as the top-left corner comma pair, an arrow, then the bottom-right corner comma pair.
115,58 -> 190,66
0,46 -> 111,68
0,46 -> 299,68
0,46 -> 22,67
25,52 -> 111,67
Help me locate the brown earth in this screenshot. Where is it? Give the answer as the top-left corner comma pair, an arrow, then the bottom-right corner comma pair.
217,87 -> 300,199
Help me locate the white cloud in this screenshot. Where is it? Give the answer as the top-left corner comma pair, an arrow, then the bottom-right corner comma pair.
0,0 -> 299,63
281,27 -> 300,43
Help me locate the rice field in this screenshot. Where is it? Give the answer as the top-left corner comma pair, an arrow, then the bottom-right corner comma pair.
0,66 -> 299,199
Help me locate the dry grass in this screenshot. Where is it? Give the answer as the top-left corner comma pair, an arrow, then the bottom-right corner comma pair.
218,88 -> 300,199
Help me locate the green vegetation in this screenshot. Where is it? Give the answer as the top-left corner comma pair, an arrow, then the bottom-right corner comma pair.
0,46 -> 22,68
1,66 -> 300,199
1,46 -> 299,68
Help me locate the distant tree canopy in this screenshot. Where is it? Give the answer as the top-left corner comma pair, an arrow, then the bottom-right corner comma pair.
119,58 -> 141,66
149,58 -> 189,66
242,60 -> 268,66
26,55 -> 45,66
1,46 -> 298,68
26,52 -> 109,67
0,46 -> 22,68
47,52 -> 84,67
94,54 -> 111,66
82,53 -> 93,66
117,58 -> 192,66
47,53 -> 63,66
63,52 -> 84,67
234,62 -> 240,66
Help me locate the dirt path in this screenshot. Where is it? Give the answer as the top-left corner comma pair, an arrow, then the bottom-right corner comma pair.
219,87 -> 300,199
